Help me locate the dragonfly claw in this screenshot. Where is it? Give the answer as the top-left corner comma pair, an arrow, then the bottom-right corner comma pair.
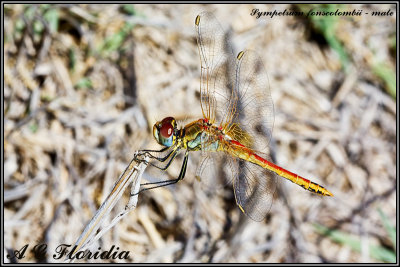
134,151 -> 150,162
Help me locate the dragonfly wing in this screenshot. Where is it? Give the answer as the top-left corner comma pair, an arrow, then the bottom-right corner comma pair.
226,50 -> 274,152
229,156 -> 278,222
195,12 -> 237,126
195,152 -> 230,192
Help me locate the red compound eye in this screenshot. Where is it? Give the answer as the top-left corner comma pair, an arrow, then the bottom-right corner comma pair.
160,123 -> 173,138
159,117 -> 175,138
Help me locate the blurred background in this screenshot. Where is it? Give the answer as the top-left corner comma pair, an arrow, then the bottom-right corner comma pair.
4,3 -> 396,263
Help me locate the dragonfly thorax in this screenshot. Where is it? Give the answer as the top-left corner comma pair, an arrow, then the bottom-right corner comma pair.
182,119 -> 226,152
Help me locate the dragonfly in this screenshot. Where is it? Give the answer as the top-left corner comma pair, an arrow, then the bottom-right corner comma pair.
135,12 -> 333,222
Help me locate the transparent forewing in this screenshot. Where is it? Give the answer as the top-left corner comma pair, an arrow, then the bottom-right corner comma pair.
229,152 -> 278,222
195,12 -> 237,126
194,14 -> 278,221
226,50 -> 274,152
195,152 -> 230,192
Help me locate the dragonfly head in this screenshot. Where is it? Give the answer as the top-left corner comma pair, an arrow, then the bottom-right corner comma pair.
153,117 -> 177,147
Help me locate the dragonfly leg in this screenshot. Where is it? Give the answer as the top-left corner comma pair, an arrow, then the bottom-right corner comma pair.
140,146 -> 170,153
134,146 -> 170,162
178,150 -> 189,180
133,151 -> 189,195
150,146 -> 180,163
148,147 -> 180,171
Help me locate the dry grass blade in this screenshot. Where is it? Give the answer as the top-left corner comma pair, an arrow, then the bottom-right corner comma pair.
66,155 -> 148,262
